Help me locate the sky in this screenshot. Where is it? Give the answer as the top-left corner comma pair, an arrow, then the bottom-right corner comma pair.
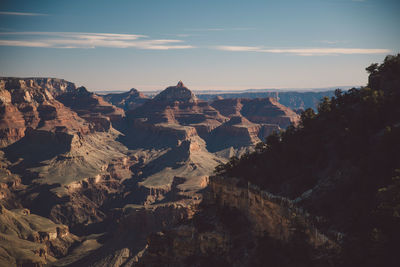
0,0 -> 399,91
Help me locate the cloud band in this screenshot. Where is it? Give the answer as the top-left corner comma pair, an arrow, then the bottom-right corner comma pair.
215,46 -> 391,56
0,31 -> 194,50
0,11 -> 47,16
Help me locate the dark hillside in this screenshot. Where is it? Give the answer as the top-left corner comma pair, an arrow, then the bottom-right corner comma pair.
215,54 -> 400,266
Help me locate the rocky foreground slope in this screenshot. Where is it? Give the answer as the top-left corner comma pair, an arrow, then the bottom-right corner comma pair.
0,78 -> 300,266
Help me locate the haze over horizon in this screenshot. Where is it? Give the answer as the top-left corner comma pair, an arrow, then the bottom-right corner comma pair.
0,0 -> 399,91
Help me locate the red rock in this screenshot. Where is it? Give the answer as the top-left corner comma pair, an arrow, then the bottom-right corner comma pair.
211,97 -> 299,128
56,86 -> 125,130
126,82 -> 227,142
0,78 -> 91,147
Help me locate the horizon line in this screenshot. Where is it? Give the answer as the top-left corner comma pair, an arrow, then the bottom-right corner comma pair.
0,76 -> 362,92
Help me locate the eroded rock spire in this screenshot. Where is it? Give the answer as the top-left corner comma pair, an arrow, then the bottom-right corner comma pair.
177,80 -> 184,87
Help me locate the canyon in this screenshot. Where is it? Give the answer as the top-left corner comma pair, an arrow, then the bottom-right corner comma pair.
1,62 -> 398,266
0,77 -> 304,266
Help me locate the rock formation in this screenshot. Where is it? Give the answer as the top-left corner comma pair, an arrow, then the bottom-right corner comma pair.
0,78 -> 302,266
206,116 -> 262,151
0,55 -> 397,266
0,78 -> 90,148
0,204 -> 78,266
136,176 -> 339,266
211,97 -> 300,128
56,86 -> 125,131
103,88 -> 149,111
197,90 -> 338,111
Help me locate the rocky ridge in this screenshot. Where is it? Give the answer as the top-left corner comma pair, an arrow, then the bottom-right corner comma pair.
211,97 -> 299,128
103,88 -> 148,111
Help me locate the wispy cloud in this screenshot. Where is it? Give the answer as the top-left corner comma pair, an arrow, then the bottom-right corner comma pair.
319,40 -> 348,45
0,40 -> 51,47
0,32 -> 194,50
215,46 -> 262,52
0,11 -> 48,16
185,28 -> 225,32
214,46 -> 391,56
184,27 -> 255,32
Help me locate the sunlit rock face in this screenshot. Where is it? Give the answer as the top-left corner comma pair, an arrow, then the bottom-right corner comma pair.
153,81 -> 198,103
0,78 -> 91,148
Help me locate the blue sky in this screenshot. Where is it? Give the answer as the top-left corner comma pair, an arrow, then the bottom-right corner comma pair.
0,0 -> 399,91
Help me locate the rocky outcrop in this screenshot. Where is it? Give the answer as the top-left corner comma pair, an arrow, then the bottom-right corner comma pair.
258,123 -> 281,140
210,98 -> 243,117
211,97 -> 300,128
153,81 -> 197,103
125,82 -> 300,155
0,78 -> 124,149
0,103 -> 26,147
68,200 -> 199,267
56,86 -> 125,131
0,77 -> 76,97
198,90 -> 337,111
241,97 -> 299,127
137,176 -> 339,266
0,79 -> 130,232
0,152 -> 23,210
138,225 -> 231,267
103,88 -> 149,111
205,97 -> 299,149
0,204 -> 78,267
122,119 -> 199,149
0,78 -> 92,147
207,176 -> 333,244
206,116 -> 262,151
15,131 -> 134,229
128,82 -> 226,127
